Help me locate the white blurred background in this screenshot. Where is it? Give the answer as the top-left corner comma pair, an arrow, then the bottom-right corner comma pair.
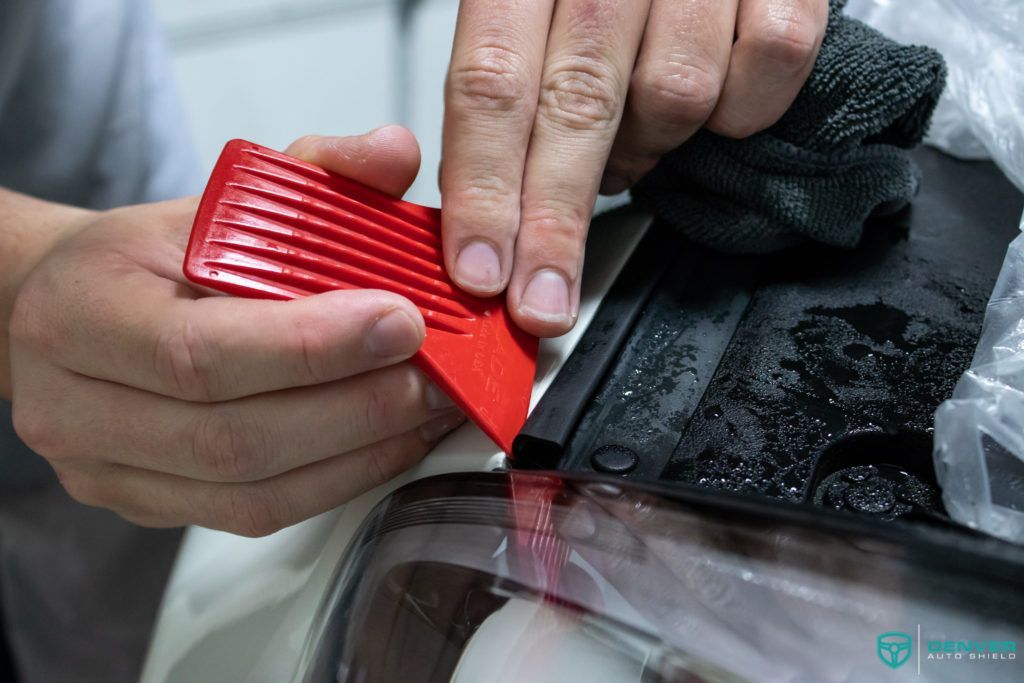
152,0 -> 459,206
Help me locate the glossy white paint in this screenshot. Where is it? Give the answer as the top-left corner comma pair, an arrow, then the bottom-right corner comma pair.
141,207 -> 650,682
450,599 -> 644,683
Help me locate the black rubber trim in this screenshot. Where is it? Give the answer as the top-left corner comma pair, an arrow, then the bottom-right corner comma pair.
512,223 -> 681,468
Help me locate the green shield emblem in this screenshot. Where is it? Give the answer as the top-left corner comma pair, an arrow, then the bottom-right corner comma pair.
877,631 -> 912,669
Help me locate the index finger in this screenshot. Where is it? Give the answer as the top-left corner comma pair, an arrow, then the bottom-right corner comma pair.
508,0 -> 648,336
441,0 -> 553,296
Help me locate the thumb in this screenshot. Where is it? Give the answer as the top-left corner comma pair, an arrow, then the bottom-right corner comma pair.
284,126 -> 422,198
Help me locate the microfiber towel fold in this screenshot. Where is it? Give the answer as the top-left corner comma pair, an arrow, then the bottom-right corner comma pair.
631,0 -> 947,253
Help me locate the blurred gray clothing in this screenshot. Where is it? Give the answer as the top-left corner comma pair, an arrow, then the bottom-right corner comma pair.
0,0 -> 200,208
0,1 -> 199,680
0,486 -> 183,683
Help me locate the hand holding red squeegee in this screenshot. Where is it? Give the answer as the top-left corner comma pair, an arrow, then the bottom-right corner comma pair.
184,139 -> 539,453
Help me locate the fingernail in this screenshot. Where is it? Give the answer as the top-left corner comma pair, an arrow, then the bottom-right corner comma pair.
454,240 -> 502,292
424,382 -> 456,411
600,173 -> 630,195
366,309 -> 423,358
419,411 -> 467,442
561,501 -> 597,541
518,270 -> 573,325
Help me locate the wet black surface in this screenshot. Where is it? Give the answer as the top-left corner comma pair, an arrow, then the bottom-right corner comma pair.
590,445 -> 639,474
523,147 -> 1024,522
814,463 -> 942,520
663,243 -> 984,501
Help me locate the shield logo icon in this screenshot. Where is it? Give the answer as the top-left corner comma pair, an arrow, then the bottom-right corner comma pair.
877,632 -> 913,669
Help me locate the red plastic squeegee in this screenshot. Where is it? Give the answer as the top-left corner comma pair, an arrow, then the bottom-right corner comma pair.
183,140 -> 538,453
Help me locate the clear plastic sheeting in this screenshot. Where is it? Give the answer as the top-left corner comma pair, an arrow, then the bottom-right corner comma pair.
845,0 -> 1024,191
935,211 -> 1024,543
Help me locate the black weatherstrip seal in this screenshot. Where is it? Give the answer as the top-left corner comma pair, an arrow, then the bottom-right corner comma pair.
513,222 -> 681,468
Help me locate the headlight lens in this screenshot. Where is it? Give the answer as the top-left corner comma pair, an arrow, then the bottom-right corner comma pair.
299,472 -> 1024,683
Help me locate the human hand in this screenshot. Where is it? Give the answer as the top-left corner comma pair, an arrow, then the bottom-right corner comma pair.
9,127 -> 466,537
442,0 -> 828,336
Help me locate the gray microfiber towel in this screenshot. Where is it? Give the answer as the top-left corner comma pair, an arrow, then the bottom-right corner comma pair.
631,0 -> 947,253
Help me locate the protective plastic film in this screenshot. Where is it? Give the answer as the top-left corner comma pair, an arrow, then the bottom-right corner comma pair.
846,0 -> 1024,191
935,211 -> 1024,542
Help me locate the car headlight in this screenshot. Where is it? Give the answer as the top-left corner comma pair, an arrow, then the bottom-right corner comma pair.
298,471 -> 1024,683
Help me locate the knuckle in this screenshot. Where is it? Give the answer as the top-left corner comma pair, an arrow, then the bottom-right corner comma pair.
633,63 -> 722,130
521,200 -> 589,248
219,487 -> 289,538
288,134 -> 320,154
54,467 -> 100,507
539,58 -> 621,132
708,111 -> 764,140
753,17 -> 819,71
364,444 -> 403,491
449,170 -> 512,200
445,172 -> 519,218
361,442 -> 394,489
11,403 -> 66,459
347,365 -> 423,441
116,510 -> 165,528
190,409 -> 269,481
290,318 -> 333,384
360,436 -> 423,489
11,403 -> 45,451
443,177 -> 520,236
447,44 -> 533,115
153,319 -> 222,402
359,382 -> 395,441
